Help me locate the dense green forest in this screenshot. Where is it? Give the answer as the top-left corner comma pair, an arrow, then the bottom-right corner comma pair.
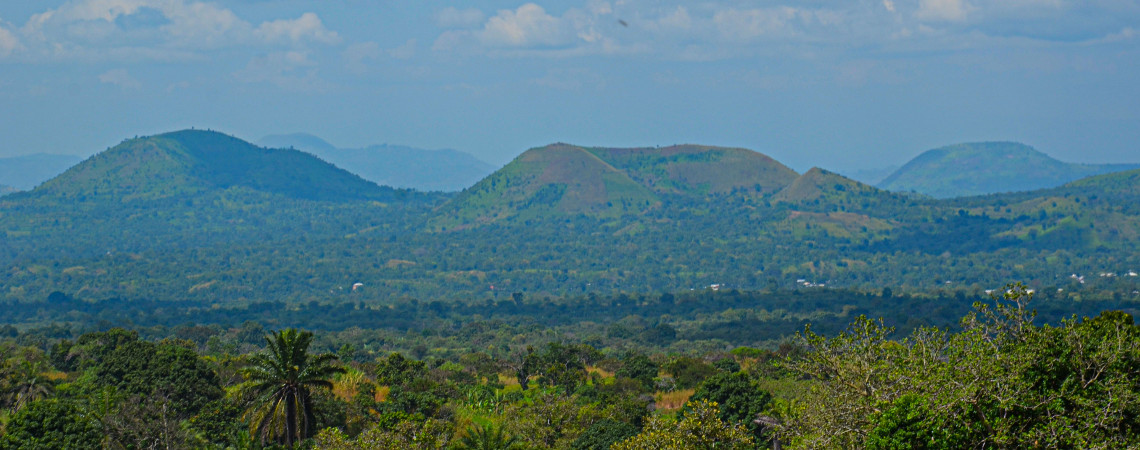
3,285 -> 1139,448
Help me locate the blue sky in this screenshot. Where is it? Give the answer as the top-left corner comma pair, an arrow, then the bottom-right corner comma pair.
0,0 -> 1137,172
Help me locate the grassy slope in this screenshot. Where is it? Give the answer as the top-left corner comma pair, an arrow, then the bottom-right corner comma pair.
587,145 -> 798,196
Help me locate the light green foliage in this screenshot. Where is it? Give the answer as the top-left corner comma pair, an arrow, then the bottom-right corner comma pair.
783,284 -> 1140,449
0,344 -> 54,414
502,390 -> 591,448
612,400 -> 755,450
313,419 -> 453,449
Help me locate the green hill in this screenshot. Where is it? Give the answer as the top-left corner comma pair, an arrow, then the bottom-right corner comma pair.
878,142 -> 1140,198
431,143 -> 659,229
258,133 -> 496,192
587,145 -> 797,197
35,130 -> 396,202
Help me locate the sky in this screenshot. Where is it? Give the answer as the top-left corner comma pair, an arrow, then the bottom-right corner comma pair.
0,0 -> 1138,172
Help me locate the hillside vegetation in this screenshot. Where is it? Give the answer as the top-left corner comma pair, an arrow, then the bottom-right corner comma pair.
1,131 -> 1139,304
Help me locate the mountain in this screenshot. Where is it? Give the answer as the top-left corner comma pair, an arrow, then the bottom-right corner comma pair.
0,153 -> 84,190
36,130 -> 395,202
878,142 -> 1140,198
258,133 -> 496,192
0,184 -> 17,196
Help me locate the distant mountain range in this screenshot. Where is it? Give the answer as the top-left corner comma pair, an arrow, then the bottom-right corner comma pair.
0,184 -> 17,196
258,133 -> 496,192
2,130 -> 1139,304
877,142 -> 1140,198
0,153 -> 84,191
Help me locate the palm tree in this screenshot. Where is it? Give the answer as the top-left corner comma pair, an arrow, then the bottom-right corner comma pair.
240,329 -> 345,447
456,424 -> 522,450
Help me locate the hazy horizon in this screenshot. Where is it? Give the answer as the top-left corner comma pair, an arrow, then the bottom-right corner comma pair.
1,0 -> 1137,172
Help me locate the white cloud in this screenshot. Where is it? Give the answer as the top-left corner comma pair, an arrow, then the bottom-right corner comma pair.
255,12 -> 340,45
98,68 -> 141,89
479,4 -> 574,48
435,7 -> 485,28
0,23 -> 21,57
712,8 -> 801,41
916,0 -> 971,22
15,0 -> 342,62
883,0 -> 897,13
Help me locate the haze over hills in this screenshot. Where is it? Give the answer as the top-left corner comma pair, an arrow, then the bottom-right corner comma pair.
1,130 -> 1139,304
0,153 -> 84,191
0,184 -> 17,196
258,133 -> 496,192
878,142 -> 1140,198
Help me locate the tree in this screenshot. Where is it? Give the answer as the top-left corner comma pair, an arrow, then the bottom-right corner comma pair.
688,371 -> 772,441
240,328 -> 346,447
615,353 -> 658,391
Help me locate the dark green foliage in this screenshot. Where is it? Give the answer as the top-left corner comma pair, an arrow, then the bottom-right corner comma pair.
572,419 -> 640,450
0,399 -> 102,450
615,353 -> 658,391
713,357 -> 741,373
188,399 -> 246,447
94,339 -> 223,417
866,395 -> 964,450
664,356 -> 717,389
688,371 -> 772,439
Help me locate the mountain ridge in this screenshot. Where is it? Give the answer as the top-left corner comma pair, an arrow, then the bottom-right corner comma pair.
258,132 -> 495,192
